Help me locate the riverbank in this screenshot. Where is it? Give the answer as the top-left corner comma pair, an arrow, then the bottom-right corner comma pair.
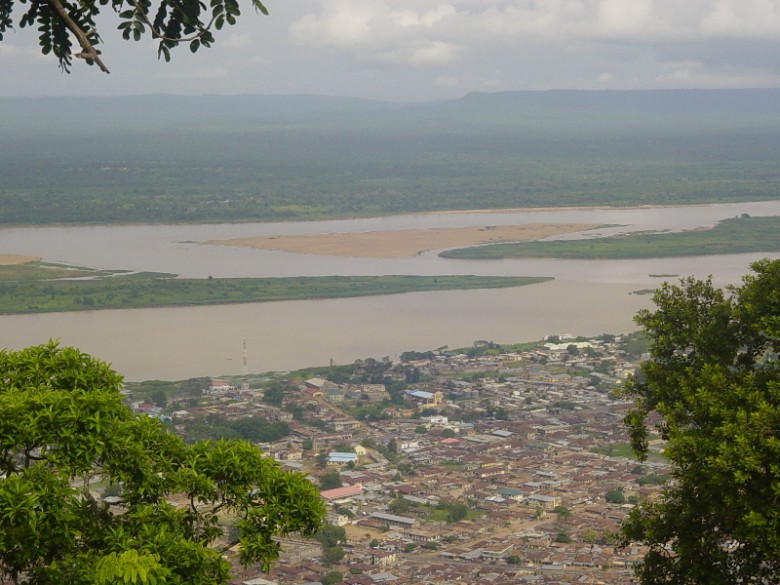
0,254 -> 40,265
441,215 -> 780,259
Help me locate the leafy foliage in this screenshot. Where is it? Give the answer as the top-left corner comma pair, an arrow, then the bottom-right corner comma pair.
319,471 -> 342,491
0,0 -> 267,72
321,571 -> 343,585
621,259 -> 780,584
0,342 -> 325,584
314,524 -> 346,548
604,488 -> 626,505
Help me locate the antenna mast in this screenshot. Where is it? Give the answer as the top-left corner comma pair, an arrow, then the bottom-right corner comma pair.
241,339 -> 249,392
243,339 -> 248,376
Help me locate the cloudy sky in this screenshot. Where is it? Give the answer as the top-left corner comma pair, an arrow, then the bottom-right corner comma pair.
2,0 -> 780,100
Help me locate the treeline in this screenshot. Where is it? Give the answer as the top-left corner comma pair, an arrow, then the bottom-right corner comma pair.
3,99 -> 780,225
182,416 -> 290,443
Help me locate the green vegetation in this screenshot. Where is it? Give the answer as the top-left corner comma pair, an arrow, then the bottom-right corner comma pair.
182,417 -> 291,443
0,264 -> 551,314
617,331 -> 650,359
554,529 -> 573,543
428,501 -> 477,523
621,258 -> 780,584
319,471 -> 343,490
0,0 -> 267,73
2,92 -> 780,226
321,571 -> 343,585
315,525 -> 347,567
0,342 -> 325,584
441,215 -> 780,259
591,442 -> 638,459
635,473 -> 668,486
605,488 -> 626,504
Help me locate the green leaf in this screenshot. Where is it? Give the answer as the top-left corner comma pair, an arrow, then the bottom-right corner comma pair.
251,0 -> 268,15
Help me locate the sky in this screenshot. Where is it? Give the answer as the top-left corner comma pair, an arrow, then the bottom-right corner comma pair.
1,0 -> 780,100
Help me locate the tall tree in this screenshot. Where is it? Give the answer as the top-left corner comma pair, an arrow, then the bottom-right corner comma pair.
0,342 -> 324,585
0,0 -> 267,73
621,259 -> 780,584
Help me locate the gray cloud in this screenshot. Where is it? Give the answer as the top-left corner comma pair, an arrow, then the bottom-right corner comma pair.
1,0 -> 779,98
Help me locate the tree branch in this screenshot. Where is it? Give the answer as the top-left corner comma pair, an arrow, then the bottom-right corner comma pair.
127,0 -> 215,44
45,0 -> 110,73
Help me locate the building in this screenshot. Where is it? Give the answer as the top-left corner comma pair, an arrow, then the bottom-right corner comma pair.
320,484 -> 363,503
404,389 -> 443,407
368,512 -> 416,530
526,494 -> 562,509
328,452 -> 358,466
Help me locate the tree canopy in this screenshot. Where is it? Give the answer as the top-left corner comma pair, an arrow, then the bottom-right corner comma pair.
621,258 -> 780,584
0,341 -> 325,585
0,0 -> 267,73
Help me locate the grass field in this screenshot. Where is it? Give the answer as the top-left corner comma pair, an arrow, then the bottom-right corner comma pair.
0,262 -> 551,314
440,215 -> 780,259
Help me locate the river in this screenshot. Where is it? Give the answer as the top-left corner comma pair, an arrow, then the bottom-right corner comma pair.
1,201 -> 779,380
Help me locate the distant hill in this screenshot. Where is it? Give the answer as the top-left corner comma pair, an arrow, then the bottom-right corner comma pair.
0,93 -> 396,132
3,88 -> 780,132
448,88 -> 780,115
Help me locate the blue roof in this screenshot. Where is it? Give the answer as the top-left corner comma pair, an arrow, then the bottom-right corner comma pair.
328,452 -> 357,462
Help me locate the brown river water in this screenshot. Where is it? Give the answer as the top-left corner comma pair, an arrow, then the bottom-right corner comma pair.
1,201 -> 778,380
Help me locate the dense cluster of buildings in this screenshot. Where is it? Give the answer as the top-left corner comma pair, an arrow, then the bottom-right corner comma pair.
147,335 -> 665,585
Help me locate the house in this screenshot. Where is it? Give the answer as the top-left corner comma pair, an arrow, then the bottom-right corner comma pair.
326,511 -> 351,526
368,512 -> 416,530
480,543 -> 514,560
404,389 -> 443,407
399,440 -> 420,454
333,419 -> 362,432
320,484 -> 363,503
498,487 -> 524,502
304,377 -> 330,391
208,380 -> 234,394
370,550 -> 398,568
328,452 -> 358,466
422,415 -> 448,425
526,494 -> 562,509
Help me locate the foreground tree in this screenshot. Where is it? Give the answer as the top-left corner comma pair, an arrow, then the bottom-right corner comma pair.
621,258 -> 780,584
0,0 -> 267,73
0,342 -> 324,585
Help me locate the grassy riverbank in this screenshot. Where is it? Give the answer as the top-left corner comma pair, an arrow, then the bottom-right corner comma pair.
440,215 -> 780,260
0,262 -> 551,314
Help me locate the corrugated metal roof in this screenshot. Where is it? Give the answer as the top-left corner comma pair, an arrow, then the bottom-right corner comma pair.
320,484 -> 363,500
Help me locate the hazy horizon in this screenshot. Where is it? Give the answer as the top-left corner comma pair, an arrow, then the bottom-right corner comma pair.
2,0 -> 780,101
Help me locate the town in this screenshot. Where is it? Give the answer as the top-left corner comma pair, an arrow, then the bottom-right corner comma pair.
128,333 -> 665,585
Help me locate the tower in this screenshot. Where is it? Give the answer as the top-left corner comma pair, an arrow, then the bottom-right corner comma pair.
241,338 -> 249,392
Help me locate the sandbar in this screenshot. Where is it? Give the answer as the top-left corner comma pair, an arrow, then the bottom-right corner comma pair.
0,254 -> 40,266
208,224 -> 599,259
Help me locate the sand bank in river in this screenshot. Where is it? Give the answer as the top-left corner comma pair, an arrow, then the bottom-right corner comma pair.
0,254 -> 40,266
208,223 -> 599,259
